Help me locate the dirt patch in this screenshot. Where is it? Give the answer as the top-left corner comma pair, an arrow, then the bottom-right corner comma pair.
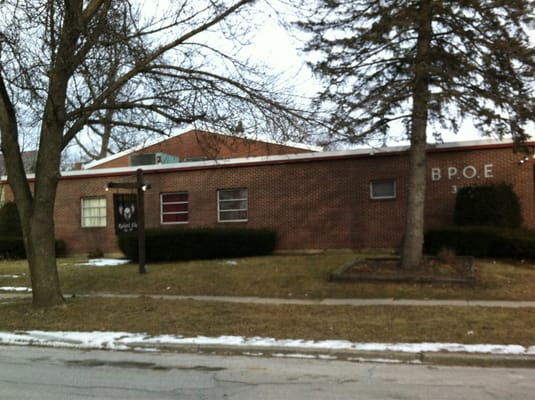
331,256 -> 476,284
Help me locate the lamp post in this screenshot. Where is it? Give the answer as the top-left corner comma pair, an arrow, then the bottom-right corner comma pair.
105,168 -> 151,274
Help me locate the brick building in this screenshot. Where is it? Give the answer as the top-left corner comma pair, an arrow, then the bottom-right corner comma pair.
83,129 -> 319,170
2,130 -> 534,256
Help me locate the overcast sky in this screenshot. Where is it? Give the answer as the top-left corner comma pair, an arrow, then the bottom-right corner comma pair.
246,3 -> 534,147
131,1 -> 535,148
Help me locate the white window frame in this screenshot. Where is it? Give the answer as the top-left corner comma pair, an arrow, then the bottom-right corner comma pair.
160,192 -> 189,224
81,196 -> 107,228
370,179 -> 397,200
217,188 -> 248,222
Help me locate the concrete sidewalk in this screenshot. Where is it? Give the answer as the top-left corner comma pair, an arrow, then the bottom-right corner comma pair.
3,292 -> 535,308
77,293 -> 535,308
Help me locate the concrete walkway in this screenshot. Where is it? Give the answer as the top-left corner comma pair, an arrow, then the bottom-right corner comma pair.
88,293 -> 535,308
3,292 -> 535,308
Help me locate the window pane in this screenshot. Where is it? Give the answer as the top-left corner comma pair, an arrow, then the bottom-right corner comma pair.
218,188 -> 248,222
163,203 -> 188,212
219,200 -> 247,211
161,192 -> 189,224
162,193 -> 188,203
219,210 -> 248,221
370,180 -> 396,199
163,213 -> 189,223
81,197 -> 106,227
219,189 -> 247,200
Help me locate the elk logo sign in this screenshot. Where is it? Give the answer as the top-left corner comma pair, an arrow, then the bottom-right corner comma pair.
113,193 -> 138,234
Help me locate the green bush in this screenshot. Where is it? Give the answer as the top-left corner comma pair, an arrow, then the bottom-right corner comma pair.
424,226 -> 535,259
0,236 -> 67,259
55,240 -> 67,257
0,202 -> 67,258
454,183 -> 522,228
0,202 -> 22,236
0,203 -> 26,258
118,227 -> 278,262
0,236 -> 26,259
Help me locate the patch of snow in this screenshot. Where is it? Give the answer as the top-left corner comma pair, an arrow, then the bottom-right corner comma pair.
242,351 -> 265,357
0,287 -> 32,292
347,357 -> 405,364
78,259 -> 130,267
0,331 -> 138,350
273,353 -> 317,359
0,330 -> 533,357
0,275 -> 23,279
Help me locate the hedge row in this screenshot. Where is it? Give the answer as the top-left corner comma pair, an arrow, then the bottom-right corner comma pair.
118,227 -> 278,262
0,202 -> 22,236
424,226 -> 535,259
454,183 -> 522,228
0,236 -> 67,259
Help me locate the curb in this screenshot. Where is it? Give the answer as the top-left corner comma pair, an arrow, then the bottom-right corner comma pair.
123,342 -> 535,368
421,352 -> 535,368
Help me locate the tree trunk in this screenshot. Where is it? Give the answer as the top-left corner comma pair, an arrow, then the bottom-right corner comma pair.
17,112 -> 65,307
25,212 -> 64,307
400,0 -> 432,269
22,103 -> 69,307
1,75 -> 64,306
1,0 -> 91,307
1,57 -> 66,307
401,116 -> 428,269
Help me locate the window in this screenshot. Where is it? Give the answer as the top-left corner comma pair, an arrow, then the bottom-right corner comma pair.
370,179 -> 397,200
161,192 -> 189,224
218,188 -> 248,222
81,197 -> 107,227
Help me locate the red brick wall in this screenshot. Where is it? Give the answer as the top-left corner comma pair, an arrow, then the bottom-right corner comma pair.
5,142 -> 534,255
90,130 -> 315,169
425,145 -> 534,230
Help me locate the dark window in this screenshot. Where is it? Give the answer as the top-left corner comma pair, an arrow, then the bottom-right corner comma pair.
370,180 -> 397,199
161,192 -> 189,224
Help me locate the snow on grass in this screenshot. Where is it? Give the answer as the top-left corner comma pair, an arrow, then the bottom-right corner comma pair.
0,287 -> 32,292
77,259 -> 130,267
0,330 -> 533,357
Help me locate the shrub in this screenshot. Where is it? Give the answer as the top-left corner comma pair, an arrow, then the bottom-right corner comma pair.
55,240 -> 67,257
454,183 -> 522,228
0,237 -> 26,259
118,227 -> 278,262
424,226 -> 535,259
0,202 -> 66,258
0,237 -> 67,259
0,202 -> 22,236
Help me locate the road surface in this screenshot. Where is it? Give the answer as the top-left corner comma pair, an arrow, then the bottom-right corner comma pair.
1,345 -> 534,399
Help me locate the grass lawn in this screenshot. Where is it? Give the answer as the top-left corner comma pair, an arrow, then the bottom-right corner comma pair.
1,253 -> 534,345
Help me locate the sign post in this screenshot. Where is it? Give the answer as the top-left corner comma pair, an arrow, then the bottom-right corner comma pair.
136,169 -> 146,274
105,168 -> 151,274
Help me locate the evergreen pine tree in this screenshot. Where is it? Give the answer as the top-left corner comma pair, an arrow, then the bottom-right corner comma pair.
299,0 -> 535,268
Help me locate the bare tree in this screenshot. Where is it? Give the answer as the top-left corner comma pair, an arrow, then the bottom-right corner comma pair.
299,0 -> 535,268
0,0 -> 311,307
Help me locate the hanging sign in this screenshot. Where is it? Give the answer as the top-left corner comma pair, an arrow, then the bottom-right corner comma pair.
113,193 -> 138,234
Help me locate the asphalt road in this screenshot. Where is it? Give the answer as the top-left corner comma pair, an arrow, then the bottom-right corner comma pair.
1,345 -> 534,400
